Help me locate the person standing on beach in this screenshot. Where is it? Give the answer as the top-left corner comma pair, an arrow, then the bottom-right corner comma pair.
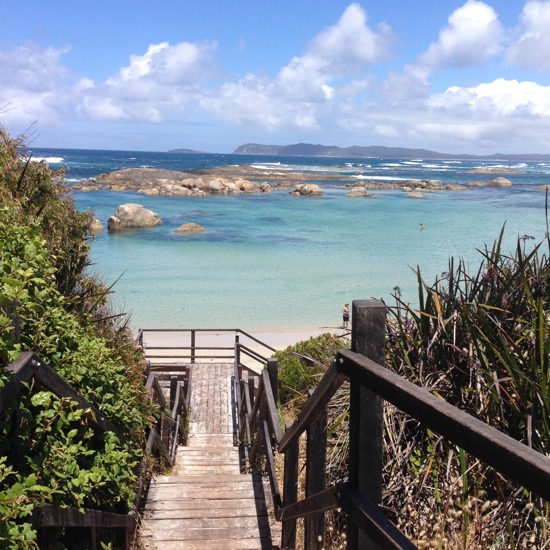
342,304 -> 350,329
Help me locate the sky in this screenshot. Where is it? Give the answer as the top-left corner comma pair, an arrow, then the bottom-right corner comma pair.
1,0 -> 550,155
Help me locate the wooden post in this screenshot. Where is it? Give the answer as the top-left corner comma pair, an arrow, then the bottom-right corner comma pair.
347,299 -> 386,549
267,358 -> 278,404
304,402 -> 327,550
281,424 -> 299,549
190,330 -> 196,364
169,376 -> 178,412
235,333 -> 241,370
248,376 -> 258,433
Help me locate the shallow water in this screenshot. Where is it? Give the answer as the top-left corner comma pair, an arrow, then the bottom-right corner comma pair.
31,148 -> 550,331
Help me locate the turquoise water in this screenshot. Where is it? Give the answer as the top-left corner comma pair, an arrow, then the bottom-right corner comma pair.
30,149 -> 550,332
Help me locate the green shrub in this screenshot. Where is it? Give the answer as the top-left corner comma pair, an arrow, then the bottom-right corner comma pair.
0,127 -> 155,547
275,332 -> 349,407
384,229 -> 550,548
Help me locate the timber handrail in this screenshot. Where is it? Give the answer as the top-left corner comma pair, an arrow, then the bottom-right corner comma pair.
1,351 -> 124,440
1,351 -> 137,549
137,327 -> 276,365
2,350 -> 191,548
235,299 -> 550,550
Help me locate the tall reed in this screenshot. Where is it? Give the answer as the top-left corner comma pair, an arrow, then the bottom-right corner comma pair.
385,227 -> 549,548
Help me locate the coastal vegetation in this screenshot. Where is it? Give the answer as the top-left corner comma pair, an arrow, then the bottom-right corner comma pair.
275,227 -> 549,548
0,128 -> 154,548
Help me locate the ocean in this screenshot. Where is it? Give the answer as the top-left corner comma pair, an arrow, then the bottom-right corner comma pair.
29,148 -> 550,333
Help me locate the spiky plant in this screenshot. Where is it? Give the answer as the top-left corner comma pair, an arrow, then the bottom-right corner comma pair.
385,227 -> 550,548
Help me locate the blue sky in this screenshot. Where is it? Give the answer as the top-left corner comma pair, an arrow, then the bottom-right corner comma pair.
1,0 -> 550,154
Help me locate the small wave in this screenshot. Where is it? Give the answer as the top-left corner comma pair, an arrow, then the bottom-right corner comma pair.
30,156 -> 64,163
353,175 -> 411,181
442,160 -> 462,164
250,162 -> 290,170
403,161 -> 423,165
381,163 -> 402,167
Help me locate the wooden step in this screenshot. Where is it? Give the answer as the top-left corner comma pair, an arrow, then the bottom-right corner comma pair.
140,363 -> 277,549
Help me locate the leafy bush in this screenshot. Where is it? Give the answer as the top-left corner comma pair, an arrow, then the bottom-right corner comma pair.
0,127 -> 155,547
275,332 -> 349,408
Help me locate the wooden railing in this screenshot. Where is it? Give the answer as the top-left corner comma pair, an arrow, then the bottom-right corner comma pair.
235,300 -> 550,550
134,368 -> 191,511
1,350 -> 191,549
0,352 -> 136,549
136,327 -> 275,367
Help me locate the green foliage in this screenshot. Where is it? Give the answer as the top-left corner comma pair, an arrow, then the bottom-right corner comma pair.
384,228 -> 550,547
275,332 -> 349,406
0,130 -> 95,304
388,229 -> 550,454
0,127 -> 155,546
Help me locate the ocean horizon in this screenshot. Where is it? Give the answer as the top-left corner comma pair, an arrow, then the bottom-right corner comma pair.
30,147 -> 550,334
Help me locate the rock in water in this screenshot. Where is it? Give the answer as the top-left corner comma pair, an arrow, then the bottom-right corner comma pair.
90,219 -> 105,233
175,223 -> 205,233
107,203 -> 162,231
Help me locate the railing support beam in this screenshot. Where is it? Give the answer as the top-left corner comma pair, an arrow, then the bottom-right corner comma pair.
305,398 -> 327,549
281,424 -> 299,549
348,299 -> 386,550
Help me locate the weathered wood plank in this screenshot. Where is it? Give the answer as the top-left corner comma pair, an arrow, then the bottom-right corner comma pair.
139,537 -> 273,550
141,361 -> 275,549
36,504 -> 134,528
152,474 -> 259,485
151,492 -> 256,502
145,517 -> 264,530
186,435 -> 235,446
143,505 -> 268,519
148,526 -> 269,541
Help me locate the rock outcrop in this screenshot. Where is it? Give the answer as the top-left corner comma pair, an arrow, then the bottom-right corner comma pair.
90,219 -> 105,234
346,187 -> 377,198
73,168 -> 273,196
291,184 -> 323,196
107,204 -> 162,231
175,223 -> 205,233
466,177 -> 512,188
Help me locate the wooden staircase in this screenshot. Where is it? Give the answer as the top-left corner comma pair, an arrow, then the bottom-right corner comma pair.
140,363 -> 277,549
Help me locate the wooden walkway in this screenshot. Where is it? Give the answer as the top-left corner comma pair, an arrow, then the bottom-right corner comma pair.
140,364 -> 277,550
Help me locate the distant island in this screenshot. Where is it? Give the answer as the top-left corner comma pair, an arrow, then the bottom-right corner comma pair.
168,148 -> 206,154
229,143 -> 550,161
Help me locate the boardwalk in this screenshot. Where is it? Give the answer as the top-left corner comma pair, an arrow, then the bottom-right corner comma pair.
141,363 -> 277,550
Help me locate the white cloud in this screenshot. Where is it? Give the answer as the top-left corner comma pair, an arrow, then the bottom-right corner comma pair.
381,66 -> 430,102
419,0 -> 503,70
78,41 -> 220,121
505,1 -> 550,72
379,1 -> 503,103
310,3 -> 393,71
199,74 -> 320,130
428,78 -> 550,116
112,41 -> 219,86
0,42 -> 73,125
334,76 -> 550,153
200,3 -> 392,130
